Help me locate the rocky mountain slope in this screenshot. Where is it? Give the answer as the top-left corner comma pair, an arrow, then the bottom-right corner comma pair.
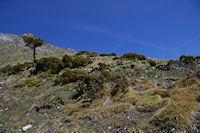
0,40 -> 200,132
0,33 -> 75,67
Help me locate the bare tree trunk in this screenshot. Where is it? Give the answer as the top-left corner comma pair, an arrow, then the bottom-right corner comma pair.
33,47 -> 36,73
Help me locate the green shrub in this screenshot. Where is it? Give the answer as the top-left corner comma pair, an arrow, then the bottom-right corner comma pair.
73,74 -> 105,99
0,62 -> 32,75
179,55 -> 196,64
76,50 -> 91,56
72,57 -> 92,68
35,57 -> 64,74
113,57 -> 120,60
122,53 -> 146,60
149,59 -> 156,67
99,53 -> 116,57
75,51 -> 98,57
110,74 -> 130,96
62,54 -> 73,68
55,69 -> 87,85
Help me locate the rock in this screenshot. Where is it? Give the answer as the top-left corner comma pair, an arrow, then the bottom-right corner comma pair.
0,82 -> 5,88
22,124 -> 32,132
108,126 -> 112,130
0,87 -> 2,90
103,98 -> 113,106
35,104 -> 51,112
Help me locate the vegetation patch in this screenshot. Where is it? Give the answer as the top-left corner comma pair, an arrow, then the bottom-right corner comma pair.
135,95 -> 162,112
35,57 -> 64,74
122,53 -> 147,60
150,86 -> 199,131
55,69 -> 87,85
14,78 -> 41,88
0,62 -> 32,75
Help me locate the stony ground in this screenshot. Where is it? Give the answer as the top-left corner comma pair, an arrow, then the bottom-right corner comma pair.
0,54 -> 200,133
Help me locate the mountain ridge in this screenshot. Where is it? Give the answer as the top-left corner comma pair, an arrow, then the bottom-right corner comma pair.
0,32 -> 76,67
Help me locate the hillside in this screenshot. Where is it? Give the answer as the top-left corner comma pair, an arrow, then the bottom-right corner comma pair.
0,33 -> 75,67
0,44 -> 200,132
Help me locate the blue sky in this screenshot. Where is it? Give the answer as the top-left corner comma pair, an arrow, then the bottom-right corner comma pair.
1,0 -> 200,59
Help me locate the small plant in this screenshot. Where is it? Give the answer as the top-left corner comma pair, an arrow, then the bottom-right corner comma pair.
14,78 -> 41,88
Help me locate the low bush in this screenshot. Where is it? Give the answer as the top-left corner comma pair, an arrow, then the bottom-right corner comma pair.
72,57 -> 92,68
75,50 -> 98,57
110,74 -> 130,96
75,50 -> 91,56
149,59 -> 157,67
122,53 -> 146,60
73,74 -> 105,99
55,69 -> 87,85
35,57 -> 64,74
0,62 -> 32,75
62,54 -> 73,68
99,53 -> 116,57
179,55 -> 196,64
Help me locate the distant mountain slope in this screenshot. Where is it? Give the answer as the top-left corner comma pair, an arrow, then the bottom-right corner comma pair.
0,33 -> 76,67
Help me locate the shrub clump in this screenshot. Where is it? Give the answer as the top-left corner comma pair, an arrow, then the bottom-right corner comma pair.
55,69 -> 87,85
63,54 -> 92,68
73,74 -> 105,99
62,54 -> 73,68
72,57 -> 92,68
179,55 -> 197,64
122,53 -> 146,60
0,62 -> 32,75
35,57 -> 64,74
99,53 -> 116,56
148,59 -> 157,67
75,50 -> 98,57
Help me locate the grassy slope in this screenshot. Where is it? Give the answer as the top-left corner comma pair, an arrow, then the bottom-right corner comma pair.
0,55 -> 200,133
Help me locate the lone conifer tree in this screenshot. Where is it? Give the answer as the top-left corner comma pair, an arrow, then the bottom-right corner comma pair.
23,36 -> 44,73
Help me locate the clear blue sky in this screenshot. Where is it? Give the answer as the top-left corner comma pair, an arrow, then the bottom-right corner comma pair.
1,0 -> 200,59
